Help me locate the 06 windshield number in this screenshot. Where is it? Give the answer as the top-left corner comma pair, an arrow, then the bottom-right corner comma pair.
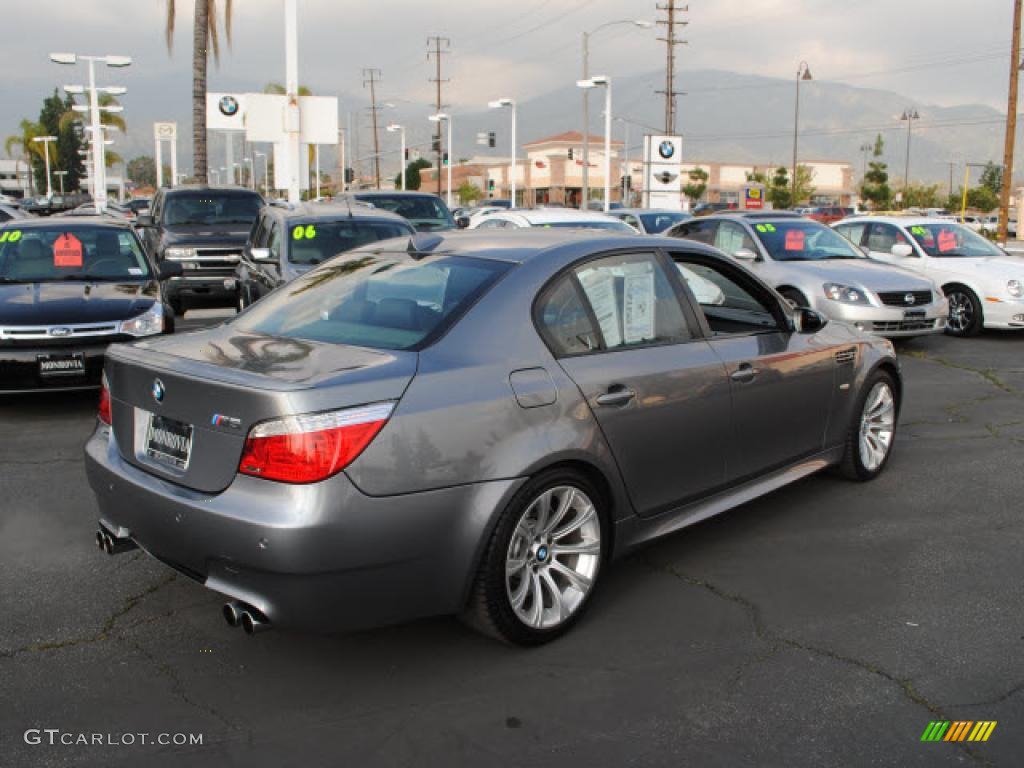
292,225 -> 317,240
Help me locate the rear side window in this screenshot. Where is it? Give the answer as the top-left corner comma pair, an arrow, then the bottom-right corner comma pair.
233,253 -> 510,350
536,278 -> 599,356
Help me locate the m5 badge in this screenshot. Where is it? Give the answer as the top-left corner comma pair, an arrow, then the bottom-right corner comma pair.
211,414 -> 241,429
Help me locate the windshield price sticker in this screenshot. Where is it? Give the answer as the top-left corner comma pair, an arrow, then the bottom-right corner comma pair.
292,225 -> 317,240
622,264 -> 656,344
911,226 -> 927,236
53,233 -> 84,267
784,229 -> 805,251
755,223 -> 777,233
937,229 -> 957,253
0,230 -> 23,243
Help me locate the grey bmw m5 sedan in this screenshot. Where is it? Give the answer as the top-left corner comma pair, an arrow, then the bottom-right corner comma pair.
85,230 -> 901,645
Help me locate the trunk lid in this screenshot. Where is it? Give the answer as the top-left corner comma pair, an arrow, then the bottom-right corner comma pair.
106,326 -> 416,493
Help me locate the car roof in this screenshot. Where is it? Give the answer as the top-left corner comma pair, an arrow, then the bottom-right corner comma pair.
612,208 -> 691,215
835,215 -> 955,226
264,201 -> 410,224
494,208 -> 625,225
160,185 -> 261,196
0,214 -> 133,229
350,190 -> 445,200
700,211 -> 806,223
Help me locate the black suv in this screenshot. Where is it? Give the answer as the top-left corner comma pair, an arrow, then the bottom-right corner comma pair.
237,201 -> 415,309
136,186 -> 263,315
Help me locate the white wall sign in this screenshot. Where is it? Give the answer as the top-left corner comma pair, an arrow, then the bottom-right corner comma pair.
206,93 -> 248,132
245,94 -> 339,144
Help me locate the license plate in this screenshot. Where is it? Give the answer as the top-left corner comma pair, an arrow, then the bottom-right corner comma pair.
145,414 -> 193,470
38,352 -> 85,377
904,310 -> 926,319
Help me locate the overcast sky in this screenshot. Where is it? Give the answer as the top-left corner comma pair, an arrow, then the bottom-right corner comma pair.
3,0 -> 1017,163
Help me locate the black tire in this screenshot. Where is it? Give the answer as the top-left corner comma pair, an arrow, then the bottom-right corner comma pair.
839,369 -> 899,482
943,285 -> 983,337
168,297 -> 185,318
463,468 -> 608,646
780,288 -> 809,309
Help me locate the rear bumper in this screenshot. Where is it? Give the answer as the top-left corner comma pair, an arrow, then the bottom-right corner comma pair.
0,342 -> 108,393
84,425 -> 523,632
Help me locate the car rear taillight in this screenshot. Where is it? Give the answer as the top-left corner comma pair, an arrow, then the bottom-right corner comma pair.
238,402 -> 395,484
98,373 -> 112,425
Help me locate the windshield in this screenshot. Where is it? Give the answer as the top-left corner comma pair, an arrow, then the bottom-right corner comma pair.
538,220 -> 635,232
354,195 -> 454,230
233,253 -> 510,351
161,192 -> 262,226
287,220 -> 413,264
0,225 -> 151,282
905,223 -> 1004,258
753,220 -> 864,261
639,212 -> 690,233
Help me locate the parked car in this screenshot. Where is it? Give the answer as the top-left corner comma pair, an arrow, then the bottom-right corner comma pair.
585,200 -> 624,211
807,206 -> 855,225
123,198 -> 152,218
0,217 -> 181,393
692,201 -> 737,216
85,228 -> 901,644
467,208 -> 636,232
0,204 -> 32,223
666,213 -> 947,338
609,208 -> 693,235
347,191 -> 456,232
236,202 -> 415,310
135,186 -> 263,316
834,215 -> 1024,336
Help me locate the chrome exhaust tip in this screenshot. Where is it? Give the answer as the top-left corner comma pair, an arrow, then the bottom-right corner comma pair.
222,601 -> 243,628
95,530 -> 106,550
241,610 -> 271,635
96,527 -> 138,556
102,534 -> 115,555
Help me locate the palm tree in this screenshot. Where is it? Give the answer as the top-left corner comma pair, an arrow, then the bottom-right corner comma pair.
165,0 -> 234,184
60,93 -> 127,138
4,119 -> 45,197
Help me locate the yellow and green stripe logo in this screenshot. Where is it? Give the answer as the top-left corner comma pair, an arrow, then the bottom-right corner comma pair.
921,721 -> 997,742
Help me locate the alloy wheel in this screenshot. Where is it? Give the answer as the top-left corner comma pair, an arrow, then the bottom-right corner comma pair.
947,290 -> 974,333
505,485 -> 601,630
859,381 -> 895,471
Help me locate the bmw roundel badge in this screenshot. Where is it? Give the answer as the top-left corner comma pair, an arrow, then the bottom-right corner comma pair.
658,140 -> 675,159
219,95 -> 240,117
152,378 -> 165,404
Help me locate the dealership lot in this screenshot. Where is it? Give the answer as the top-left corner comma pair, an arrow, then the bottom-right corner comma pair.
1,315 -> 1022,767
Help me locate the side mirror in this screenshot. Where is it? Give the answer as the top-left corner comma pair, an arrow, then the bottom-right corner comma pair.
891,243 -> 914,258
456,216 -> 471,229
158,261 -> 183,280
732,247 -> 758,261
250,247 -> 274,262
794,307 -> 828,333
136,214 -> 155,227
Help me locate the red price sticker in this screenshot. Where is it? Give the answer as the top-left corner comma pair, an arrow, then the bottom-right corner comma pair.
53,233 -> 84,267
784,229 -> 805,251
937,229 -> 957,253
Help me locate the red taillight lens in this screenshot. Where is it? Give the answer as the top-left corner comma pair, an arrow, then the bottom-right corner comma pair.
98,373 -> 112,425
238,402 -> 394,484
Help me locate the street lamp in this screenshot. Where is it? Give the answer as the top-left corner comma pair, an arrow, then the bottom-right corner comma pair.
428,113 -> 453,207
255,151 -> 268,196
581,19 -> 651,209
51,51 -> 131,212
577,76 -> 612,212
900,108 -> 920,202
488,98 -> 517,206
791,60 -> 812,207
244,157 -> 254,190
386,124 -> 406,190
54,170 -> 68,195
32,136 -> 58,198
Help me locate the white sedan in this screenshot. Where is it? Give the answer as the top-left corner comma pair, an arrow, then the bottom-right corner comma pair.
834,216 -> 1024,336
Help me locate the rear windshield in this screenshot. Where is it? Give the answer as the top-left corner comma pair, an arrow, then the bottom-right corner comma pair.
287,220 -> 413,264
233,253 -> 511,350
355,195 -> 453,230
905,223 -> 1003,258
537,220 -> 635,232
0,225 -> 151,282
753,220 -> 864,261
161,192 -> 262,226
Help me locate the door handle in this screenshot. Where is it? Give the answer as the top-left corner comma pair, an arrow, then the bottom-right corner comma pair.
596,388 -> 636,407
730,364 -> 758,383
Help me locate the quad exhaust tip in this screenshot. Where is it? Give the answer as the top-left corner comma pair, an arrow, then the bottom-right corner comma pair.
223,601 -> 271,634
95,527 -> 137,556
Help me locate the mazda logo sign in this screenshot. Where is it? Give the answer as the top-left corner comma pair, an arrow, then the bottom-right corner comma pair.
904,293 -> 916,305
152,378 -> 165,404
658,140 -> 675,159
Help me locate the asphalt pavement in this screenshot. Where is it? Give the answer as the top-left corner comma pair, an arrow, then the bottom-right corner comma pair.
1,312 -> 1022,767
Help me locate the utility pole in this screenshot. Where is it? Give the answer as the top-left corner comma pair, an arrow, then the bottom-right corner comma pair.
655,2 -> 687,135
427,36 -> 450,196
999,0 -> 1022,241
363,68 -> 383,189
946,160 -> 957,198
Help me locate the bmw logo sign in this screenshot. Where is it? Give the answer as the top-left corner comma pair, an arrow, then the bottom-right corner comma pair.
219,95 -> 240,117
658,140 -> 676,159
152,378 -> 165,404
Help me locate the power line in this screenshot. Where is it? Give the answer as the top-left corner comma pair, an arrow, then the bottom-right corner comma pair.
427,36 -> 450,195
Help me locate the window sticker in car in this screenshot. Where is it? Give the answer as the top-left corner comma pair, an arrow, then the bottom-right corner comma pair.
0,229 -> 23,243
622,262 -> 655,344
755,223 -> 776,233
578,269 -> 622,348
784,229 -> 805,250
937,229 -> 957,253
292,224 -> 317,240
53,233 -> 83,267
910,226 -> 927,236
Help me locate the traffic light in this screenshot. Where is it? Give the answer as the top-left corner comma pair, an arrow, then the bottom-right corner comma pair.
568,147 -> 574,160
621,175 -> 632,191
487,132 -> 496,148
442,152 -> 449,167
404,148 -> 409,161
344,167 -> 355,183
488,179 -> 495,191
432,137 -> 441,153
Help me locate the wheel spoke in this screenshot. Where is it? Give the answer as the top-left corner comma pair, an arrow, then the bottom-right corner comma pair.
540,488 -> 575,537
539,569 -> 565,623
551,540 -> 601,558
509,574 -> 530,610
527,571 -> 544,627
530,489 -> 554,534
506,555 -> 528,575
551,504 -> 596,541
550,560 -> 592,593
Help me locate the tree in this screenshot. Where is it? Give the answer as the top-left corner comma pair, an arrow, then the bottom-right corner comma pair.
902,182 -> 943,209
396,158 -> 431,191
37,89 -> 85,193
979,162 -> 1003,195
769,166 -> 792,209
745,170 -> 768,184
791,165 -> 816,206
4,119 -> 45,197
860,134 -> 892,210
457,181 -> 482,205
966,185 -> 999,212
127,155 -> 172,188
165,0 -> 234,185
682,166 -> 708,204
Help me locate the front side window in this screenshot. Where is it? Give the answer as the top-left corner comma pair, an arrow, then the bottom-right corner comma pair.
754,220 -> 864,261
714,221 -> 758,255
865,223 -> 908,254
287,220 -> 413,265
670,253 -> 783,336
905,222 -> 1004,258
161,192 -> 263,227
834,222 -> 866,247
268,223 -> 282,261
668,219 -> 718,245
0,225 -> 151,282
355,195 -> 453,230
571,252 -> 690,350
233,253 -> 510,351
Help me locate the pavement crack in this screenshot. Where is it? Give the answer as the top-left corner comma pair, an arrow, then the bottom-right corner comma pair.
903,350 -> 1016,394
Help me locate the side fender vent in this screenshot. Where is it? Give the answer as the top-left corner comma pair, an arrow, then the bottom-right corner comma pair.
834,347 -> 856,366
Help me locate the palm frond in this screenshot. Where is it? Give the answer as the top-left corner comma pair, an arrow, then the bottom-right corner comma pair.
104,150 -> 123,168
208,0 -> 221,63
165,0 -> 175,51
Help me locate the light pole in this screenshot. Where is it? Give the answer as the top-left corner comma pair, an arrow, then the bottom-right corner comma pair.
488,99 -> 517,206
32,136 -> 58,198
255,151 -> 268,196
791,60 -> 812,208
859,142 -> 873,183
577,76 -> 612,212
54,170 -> 68,195
386,124 -> 406,190
900,108 -> 920,202
429,113 -> 453,207
580,20 -> 651,210
50,52 -> 130,212
244,158 -> 254,190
